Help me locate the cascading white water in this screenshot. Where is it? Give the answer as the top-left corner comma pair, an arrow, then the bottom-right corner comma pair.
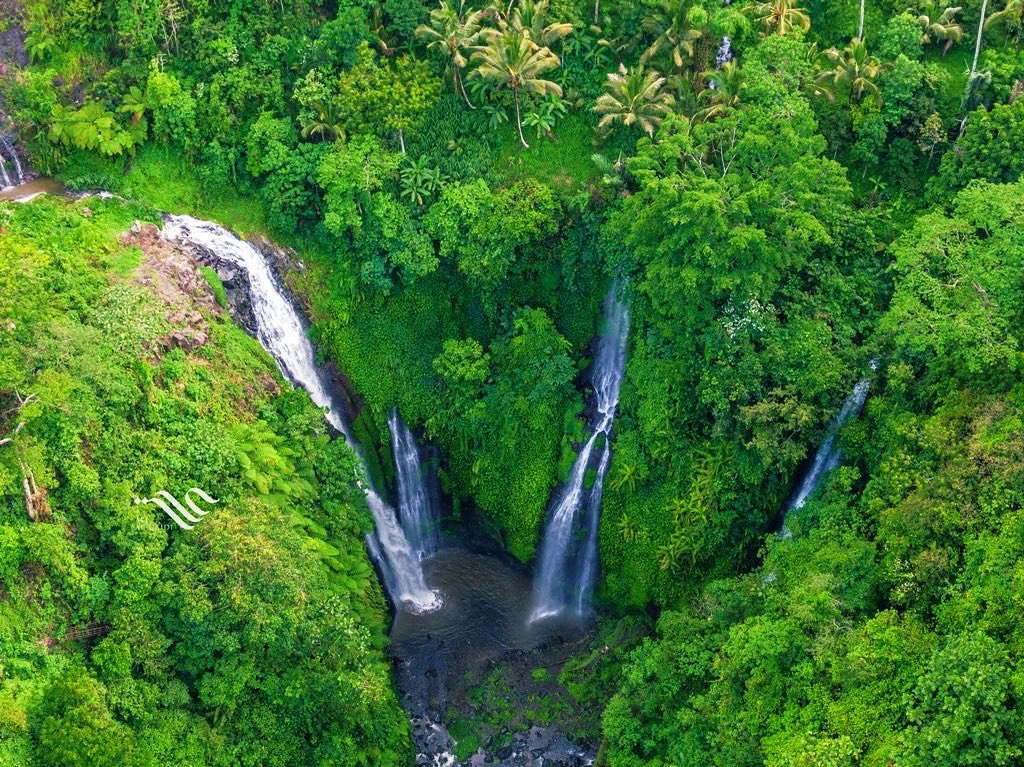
0,150 -> 10,189
388,408 -> 440,559
530,283 -> 629,622
715,36 -> 734,66
0,134 -> 24,190
574,441 -> 610,615
161,215 -> 440,612
780,363 -> 876,537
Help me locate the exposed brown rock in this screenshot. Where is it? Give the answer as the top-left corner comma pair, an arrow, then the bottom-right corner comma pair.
123,221 -> 222,352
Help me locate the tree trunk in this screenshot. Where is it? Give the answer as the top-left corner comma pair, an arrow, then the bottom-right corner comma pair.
857,0 -> 865,39
458,70 -> 477,109
970,0 -> 988,78
514,90 -> 529,148
594,0 -> 600,24
399,128 -> 406,153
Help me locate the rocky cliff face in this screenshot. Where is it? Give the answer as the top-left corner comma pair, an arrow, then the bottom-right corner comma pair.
0,0 -> 27,74
1,0 -> 34,187
123,221 -> 225,353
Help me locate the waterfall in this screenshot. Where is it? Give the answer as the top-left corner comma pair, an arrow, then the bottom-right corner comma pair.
530,283 -> 629,622
161,215 -> 440,613
388,408 -> 440,559
0,133 -> 24,189
715,36 -> 734,67
781,363 -> 876,536
574,441 -> 609,615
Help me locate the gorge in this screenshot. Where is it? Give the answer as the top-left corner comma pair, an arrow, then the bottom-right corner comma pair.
161,210 -> 605,764
4,0 -> 1023,757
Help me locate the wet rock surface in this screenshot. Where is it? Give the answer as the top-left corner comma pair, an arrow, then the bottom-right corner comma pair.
392,548 -> 597,767
0,0 -> 27,72
0,0 -> 36,189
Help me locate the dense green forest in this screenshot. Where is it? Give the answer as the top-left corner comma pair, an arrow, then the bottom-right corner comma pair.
1,0 -> 1023,758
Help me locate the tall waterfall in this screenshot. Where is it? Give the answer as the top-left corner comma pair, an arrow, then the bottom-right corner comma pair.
530,283 -> 629,622
389,408 -> 440,559
162,215 -> 440,612
781,365 -> 875,536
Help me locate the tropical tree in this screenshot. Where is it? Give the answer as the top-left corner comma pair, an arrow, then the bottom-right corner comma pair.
593,63 -> 676,136
417,1 -> 485,109
984,0 -> 1024,42
471,27 -> 563,148
641,0 -> 706,72
508,0 -> 574,48
299,97 -> 344,140
400,156 -> 447,204
816,39 -> 887,103
695,60 -> 745,120
748,0 -> 811,36
914,3 -> 963,53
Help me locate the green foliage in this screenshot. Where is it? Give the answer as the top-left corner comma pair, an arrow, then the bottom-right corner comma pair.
601,178 -> 1024,767
931,100 -> 1024,193
48,101 -> 145,157
8,0 -> 1024,762
0,197 -> 409,767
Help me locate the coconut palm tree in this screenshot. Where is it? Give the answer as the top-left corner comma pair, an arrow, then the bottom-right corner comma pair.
594,63 -> 676,136
914,3 -> 963,53
509,0 -> 574,48
417,2 -> 486,109
471,27 -> 563,148
694,60 -> 745,120
816,39 -> 887,104
641,0 -> 706,72
299,97 -> 344,141
748,0 -> 811,35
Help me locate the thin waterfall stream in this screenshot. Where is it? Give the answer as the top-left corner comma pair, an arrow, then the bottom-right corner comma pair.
389,408 -> 441,560
531,283 -> 629,622
161,215 -> 441,613
780,362 -> 877,536
0,127 -> 26,190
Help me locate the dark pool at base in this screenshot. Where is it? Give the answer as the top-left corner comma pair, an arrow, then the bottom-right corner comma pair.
390,547 -> 595,766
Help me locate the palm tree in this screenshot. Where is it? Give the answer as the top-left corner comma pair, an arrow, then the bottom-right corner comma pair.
471,27 -> 563,148
695,60 -> 745,120
816,39 -> 887,103
748,0 -> 811,35
417,2 -> 485,109
641,0 -> 705,72
985,0 -> 1024,42
509,0 -> 574,47
300,97 -> 344,141
914,3 -> 963,53
593,63 -> 676,136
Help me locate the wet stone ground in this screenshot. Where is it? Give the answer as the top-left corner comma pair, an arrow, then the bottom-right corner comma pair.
390,548 -> 602,766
